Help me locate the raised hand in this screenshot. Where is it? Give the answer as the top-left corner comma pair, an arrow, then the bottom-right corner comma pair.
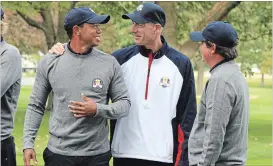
69,93 -> 97,118
48,42 -> 65,56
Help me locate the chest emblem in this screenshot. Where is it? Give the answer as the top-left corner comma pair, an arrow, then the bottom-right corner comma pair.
92,78 -> 103,89
159,77 -> 170,88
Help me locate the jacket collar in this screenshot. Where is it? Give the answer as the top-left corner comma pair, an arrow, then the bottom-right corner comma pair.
209,58 -> 233,73
138,35 -> 169,59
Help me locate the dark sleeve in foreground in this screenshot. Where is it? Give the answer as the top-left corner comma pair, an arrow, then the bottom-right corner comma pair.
176,59 -> 197,166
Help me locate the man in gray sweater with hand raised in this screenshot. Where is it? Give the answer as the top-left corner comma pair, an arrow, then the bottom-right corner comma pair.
23,7 -> 130,166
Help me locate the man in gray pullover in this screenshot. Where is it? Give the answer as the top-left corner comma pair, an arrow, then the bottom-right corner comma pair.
23,7 -> 130,166
1,8 -> 22,166
188,21 -> 249,166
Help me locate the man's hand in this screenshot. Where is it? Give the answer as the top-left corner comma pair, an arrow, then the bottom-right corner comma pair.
48,42 -> 65,55
69,93 -> 97,118
24,149 -> 38,166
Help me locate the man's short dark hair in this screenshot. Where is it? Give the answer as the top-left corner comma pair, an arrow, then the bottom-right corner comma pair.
65,24 -> 84,39
204,40 -> 238,60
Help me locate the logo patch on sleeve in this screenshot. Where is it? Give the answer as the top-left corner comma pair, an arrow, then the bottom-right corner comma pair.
159,77 -> 170,88
92,78 -> 103,89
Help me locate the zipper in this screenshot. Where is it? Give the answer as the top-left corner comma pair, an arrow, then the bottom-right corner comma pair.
144,52 -> 157,100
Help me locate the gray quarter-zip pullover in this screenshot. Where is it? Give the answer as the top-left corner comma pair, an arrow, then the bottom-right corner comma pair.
23,46 -> 130,156
189,60 -> 249,166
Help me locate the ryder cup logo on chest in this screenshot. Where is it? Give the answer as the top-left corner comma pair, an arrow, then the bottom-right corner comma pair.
92,78 -> 103,89
159,77 -> 170,88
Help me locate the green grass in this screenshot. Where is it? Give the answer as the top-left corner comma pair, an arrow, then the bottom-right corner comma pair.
246,78 -> 272,165
14,86 -> 50,166
13,75 -> 272,166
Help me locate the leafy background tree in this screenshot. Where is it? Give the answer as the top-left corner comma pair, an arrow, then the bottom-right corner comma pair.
3,2 -> 271,90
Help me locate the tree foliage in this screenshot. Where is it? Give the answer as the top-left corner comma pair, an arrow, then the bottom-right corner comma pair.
2,1 -> 272,76
226,2 -> 272,76
3,1 -> 76,51
76,1 -> 140,53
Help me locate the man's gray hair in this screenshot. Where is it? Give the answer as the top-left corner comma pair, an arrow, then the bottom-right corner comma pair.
216,45 -> 238,59
205,40 -> 239,60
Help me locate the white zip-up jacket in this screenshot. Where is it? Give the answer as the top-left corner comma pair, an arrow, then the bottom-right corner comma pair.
110,36 -> 197,166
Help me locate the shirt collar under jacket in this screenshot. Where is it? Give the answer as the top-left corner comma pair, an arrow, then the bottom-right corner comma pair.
67,41 -> 93,55
138,35 -> 169,59
210,58 -> 233,73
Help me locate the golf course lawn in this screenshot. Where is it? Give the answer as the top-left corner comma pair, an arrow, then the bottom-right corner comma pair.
13,76 -> 272,166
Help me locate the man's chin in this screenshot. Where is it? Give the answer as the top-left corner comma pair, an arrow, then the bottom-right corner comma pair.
134,40 -> 142,45
90,42 -> 100,47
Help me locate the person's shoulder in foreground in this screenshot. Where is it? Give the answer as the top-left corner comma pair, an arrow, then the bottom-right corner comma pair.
1,41 -> 19,54
1,7 -> 22,166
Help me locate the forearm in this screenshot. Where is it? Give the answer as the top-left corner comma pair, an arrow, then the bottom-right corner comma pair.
198,130 -> 224,165
23,55 -> 52,149
197,103 -> 226,165
198,82 -> 233,165
198,136 -> 223,166
198,104 -> 231,165
23,97 -> 46,149
95,98 -> 130,119
95,58 -> 131,119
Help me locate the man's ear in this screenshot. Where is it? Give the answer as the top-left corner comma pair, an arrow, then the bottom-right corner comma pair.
211,44 -> 216,53
155,24 -> 162,33
73,25 -> 81,36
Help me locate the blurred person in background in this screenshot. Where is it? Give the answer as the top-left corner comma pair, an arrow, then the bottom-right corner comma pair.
1,7 -> 22,166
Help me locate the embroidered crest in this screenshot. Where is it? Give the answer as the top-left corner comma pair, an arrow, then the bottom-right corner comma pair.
159,77 -> 170,88
136,4 -> 144,11
92,78 -> 103,89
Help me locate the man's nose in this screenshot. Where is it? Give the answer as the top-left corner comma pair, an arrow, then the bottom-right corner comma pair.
131,23 -> 137,33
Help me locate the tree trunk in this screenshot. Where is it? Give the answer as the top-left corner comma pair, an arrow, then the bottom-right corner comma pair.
16,2 -> 77,111
157,1 -> 179,50
56,2 -> 76,43
260,72 -> 265,87
178,1 -> 240,93
56,10 -> 69,43
197,61 -> 205,95
158,2 -> 240,93
17,2 -> 77,50
43,6 -> 56,111
40,8 -> 56,50
45,2 -> 76,111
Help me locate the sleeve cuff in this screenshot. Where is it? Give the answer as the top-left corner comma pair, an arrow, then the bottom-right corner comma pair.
93,103 -> 102,117
23,142 -> 34,151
